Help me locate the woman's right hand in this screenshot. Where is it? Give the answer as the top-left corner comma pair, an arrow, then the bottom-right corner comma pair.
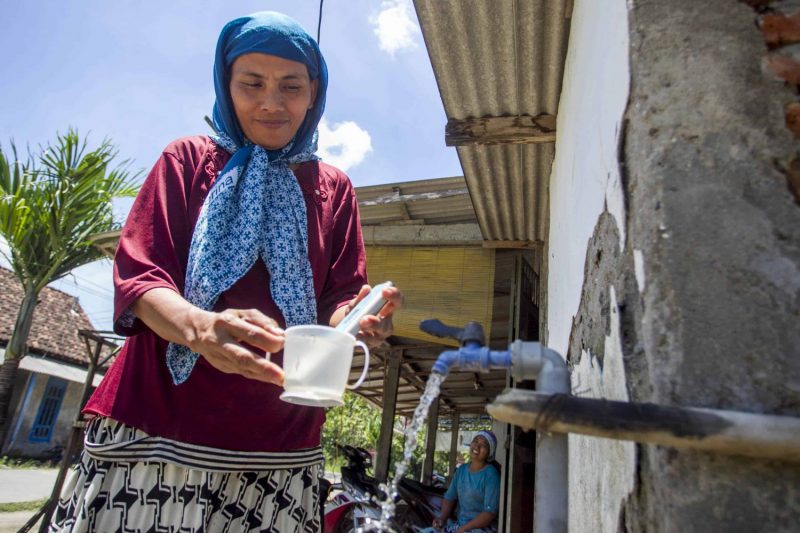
432,517 -> 444,530
132,288 -> 286,386
187,307 -> 286,385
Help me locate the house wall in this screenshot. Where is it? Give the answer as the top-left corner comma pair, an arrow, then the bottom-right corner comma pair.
5,370 -> 83,458
548,0 -> 800,531
546,1 -> 635,532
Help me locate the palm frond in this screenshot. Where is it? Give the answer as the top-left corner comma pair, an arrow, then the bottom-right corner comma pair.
0,129 -> 141,290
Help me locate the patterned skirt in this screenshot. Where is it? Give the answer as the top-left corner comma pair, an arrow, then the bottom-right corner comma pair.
50,418 -> 324,533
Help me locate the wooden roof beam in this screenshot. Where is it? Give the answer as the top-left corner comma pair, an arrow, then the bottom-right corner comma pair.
482,239 -> 543,250
362,223 -> 483,246
445,113 -> 556,146
359,188 -> 469,206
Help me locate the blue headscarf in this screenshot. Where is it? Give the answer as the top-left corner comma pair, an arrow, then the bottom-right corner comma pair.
211,11 -> 328,160
166,12 -> 328,385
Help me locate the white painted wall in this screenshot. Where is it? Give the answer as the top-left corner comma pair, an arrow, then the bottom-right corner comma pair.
546,1 -> 636,531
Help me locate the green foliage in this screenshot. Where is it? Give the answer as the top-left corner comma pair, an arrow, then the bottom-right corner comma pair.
322,392 -> 382,466
322,394 -> 432,479
0,129 -> 139,295
0,497 -> 48,513
389,423 -> 426,479
322,393 -> 471,482
0,129 -> 140,445
433,450 -> 458,476
0,455 -> 51,469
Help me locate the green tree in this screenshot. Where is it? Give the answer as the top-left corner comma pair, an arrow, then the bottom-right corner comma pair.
322,392 -> 382,468
0,129 -> 139,446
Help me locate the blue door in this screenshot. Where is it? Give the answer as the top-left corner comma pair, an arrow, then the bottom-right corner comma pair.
29,376 -> 68,442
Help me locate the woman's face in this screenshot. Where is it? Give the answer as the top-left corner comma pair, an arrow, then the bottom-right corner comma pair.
229,53 -> 318,150
469,435 -> 491,463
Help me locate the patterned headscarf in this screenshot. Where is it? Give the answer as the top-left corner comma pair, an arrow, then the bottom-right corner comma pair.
166,12 -> 328,384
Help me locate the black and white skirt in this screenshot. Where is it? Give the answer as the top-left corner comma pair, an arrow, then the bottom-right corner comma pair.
50,418 -> 324,532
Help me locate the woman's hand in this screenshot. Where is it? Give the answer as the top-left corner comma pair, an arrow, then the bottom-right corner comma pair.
431,516 -> 444,530
132,288 -> 286,386
187,307 -> 286,385
340,284 -> 404,348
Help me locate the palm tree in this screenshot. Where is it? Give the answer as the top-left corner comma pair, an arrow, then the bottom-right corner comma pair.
0,129 -> 139,446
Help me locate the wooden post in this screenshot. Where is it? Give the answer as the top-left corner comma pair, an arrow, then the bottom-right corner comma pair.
375,353 -> 401,483
445,114 -> 557,146
421,396 -> 439,483
447,411 -> 461,480
21,332 -> 119,533
36,339 -> 104,532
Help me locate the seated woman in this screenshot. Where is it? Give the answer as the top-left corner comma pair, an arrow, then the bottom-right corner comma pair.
422,430 -> 501,533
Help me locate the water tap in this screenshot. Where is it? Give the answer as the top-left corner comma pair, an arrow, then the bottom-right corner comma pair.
420,319 -> 569,390
420,319 -> 511,375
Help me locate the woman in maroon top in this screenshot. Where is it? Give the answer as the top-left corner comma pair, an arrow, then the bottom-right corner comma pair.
51,12 -> 401,533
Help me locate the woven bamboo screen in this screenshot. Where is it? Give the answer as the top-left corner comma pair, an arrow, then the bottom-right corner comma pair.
365,246 -> 495,346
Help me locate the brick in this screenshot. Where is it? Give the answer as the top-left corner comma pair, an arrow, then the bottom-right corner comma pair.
761,12 -> 800,46
786,102 -> 800,138
763,52 -> 800,84
788,157 -> 800,203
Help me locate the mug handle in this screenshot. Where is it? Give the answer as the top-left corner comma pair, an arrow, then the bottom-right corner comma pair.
346,340 -> 370,390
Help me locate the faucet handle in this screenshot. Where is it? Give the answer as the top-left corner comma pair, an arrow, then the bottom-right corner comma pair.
419,319 -> 485,346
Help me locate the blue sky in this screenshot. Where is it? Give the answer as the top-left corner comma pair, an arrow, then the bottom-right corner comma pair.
0,0 -> 461,331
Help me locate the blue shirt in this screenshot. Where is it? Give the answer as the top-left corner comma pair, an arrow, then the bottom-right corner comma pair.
444,463 -> 501,526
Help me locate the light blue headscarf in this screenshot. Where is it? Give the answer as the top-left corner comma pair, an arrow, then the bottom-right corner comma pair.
166,11 -> 329,385
475,430 -> 497,460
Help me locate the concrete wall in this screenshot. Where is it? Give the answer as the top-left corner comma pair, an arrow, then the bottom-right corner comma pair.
547,0 -> 635,532
620,1 -> 800,531
548,0 -> 800,531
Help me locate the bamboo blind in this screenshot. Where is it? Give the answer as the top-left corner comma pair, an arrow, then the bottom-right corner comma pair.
366,246 -> 495,346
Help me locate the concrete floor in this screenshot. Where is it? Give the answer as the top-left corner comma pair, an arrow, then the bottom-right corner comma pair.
0,510 -> 39,533
0,468 -> 57,532
0,468 -> 58,504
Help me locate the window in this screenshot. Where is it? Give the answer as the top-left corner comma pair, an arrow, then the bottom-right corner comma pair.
29,377 -> 67,442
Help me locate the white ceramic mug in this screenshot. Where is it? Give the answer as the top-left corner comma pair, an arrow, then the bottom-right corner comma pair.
279,325 -> 371,407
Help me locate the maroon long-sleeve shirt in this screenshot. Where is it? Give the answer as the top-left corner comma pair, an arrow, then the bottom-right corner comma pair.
84,136 -> 367,451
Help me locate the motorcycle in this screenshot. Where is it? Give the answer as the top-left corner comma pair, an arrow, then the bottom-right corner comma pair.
323,444 -> 382,532
428,471 -> 447,489
322,444 -> 446,532
394,476 -> 446,532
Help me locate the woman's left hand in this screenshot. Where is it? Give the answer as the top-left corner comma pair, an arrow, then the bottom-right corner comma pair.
344,284 -> 404,348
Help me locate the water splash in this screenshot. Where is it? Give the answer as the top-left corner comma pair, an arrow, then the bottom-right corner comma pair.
356,371 -> 447,532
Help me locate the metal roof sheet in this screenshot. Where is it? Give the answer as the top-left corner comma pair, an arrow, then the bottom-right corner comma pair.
356,175 -> 477,227
414,0 -> 572,243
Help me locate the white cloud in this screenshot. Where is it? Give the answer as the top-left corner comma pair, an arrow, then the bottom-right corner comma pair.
371,0 -> 421,57
318,118 -> 373,172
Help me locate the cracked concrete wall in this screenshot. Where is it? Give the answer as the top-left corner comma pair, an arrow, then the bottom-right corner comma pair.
548,0 -> 800,531
547,1 -> 636,532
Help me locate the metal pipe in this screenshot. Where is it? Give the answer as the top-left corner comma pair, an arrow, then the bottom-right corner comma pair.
430,342 -> 512,375
535,347 -> 569,533
433,340 -> 569,533
487,389 -> 800,463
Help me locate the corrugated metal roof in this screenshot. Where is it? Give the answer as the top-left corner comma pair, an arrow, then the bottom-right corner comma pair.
356,175 -> 476,226
414,0 -> 572,243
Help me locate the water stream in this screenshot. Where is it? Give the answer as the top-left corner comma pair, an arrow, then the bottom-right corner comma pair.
360,371 -> 447,532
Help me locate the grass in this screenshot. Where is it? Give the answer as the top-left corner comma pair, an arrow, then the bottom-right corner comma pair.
0,498 -> 48,513
0,456 -> 56,469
